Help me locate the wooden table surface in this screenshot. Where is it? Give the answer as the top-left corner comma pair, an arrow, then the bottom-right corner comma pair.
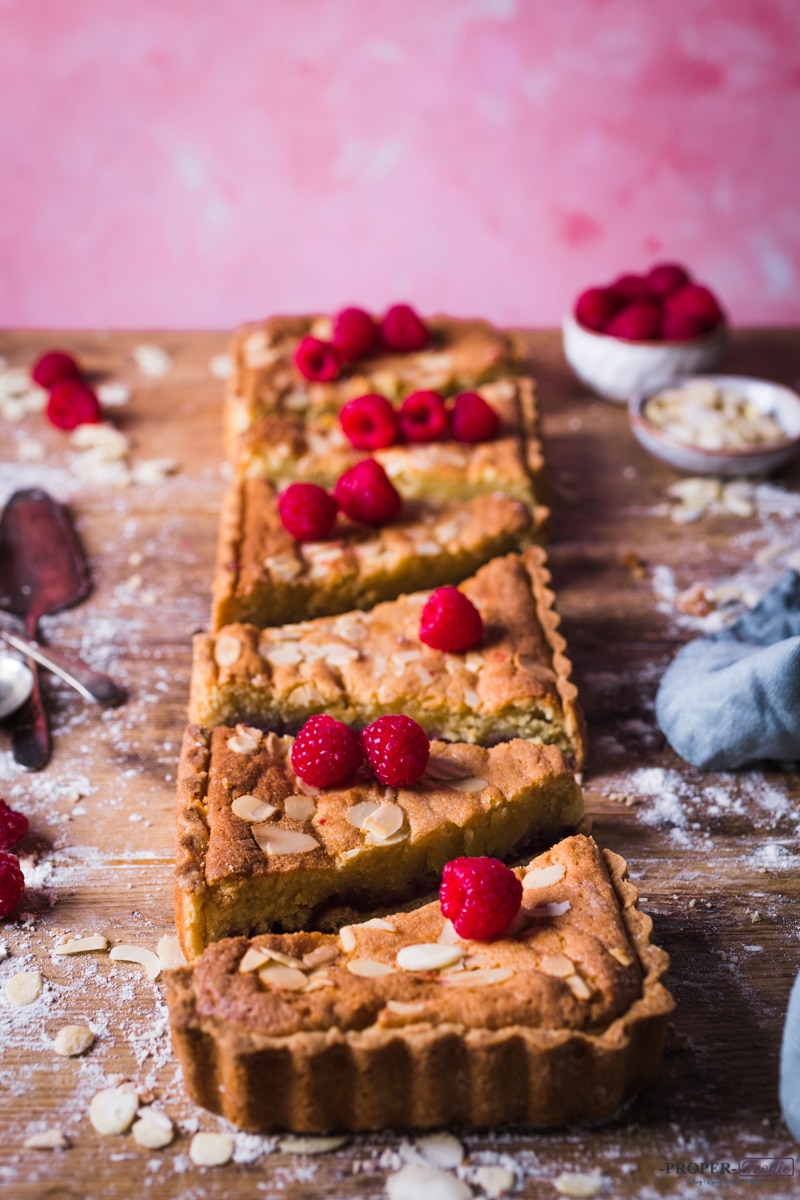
1,328 -> 799,1200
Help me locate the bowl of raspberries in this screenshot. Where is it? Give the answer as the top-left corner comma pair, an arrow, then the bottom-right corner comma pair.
563,263 -> 728,402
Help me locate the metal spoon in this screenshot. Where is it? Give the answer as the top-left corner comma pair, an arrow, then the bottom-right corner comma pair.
0,628 -> 123,707
0,655 -> 34,720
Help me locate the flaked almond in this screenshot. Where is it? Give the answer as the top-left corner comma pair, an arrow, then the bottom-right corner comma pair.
109,944 -> 161,981
362,802 -> 404,842
464,952 -> 492,969
24,1128 -> 70,1150
358,917 -> 398,932
302,945 -> 340,968
251,825 -> 320,855
449,775 -> 488,793
156,934 -> 185,970
264,554 -> 302,581
385,1000 -> 427,1016
474,1164 -> 516,1198
89,1086 -> 138,1135
522,863 -> 567,889
304,973 -> 335,992
53,1025 -> 95,1057
566,974 -> 592,1000
232,794 -> 277,823
284,794 -> 316,822
346,958 -> 395,978
539,953 -> 575,978
415,1131 -> 464,1169
6,970 -> 42,1007
278,1134 -> 350,1154
339,926 -> 357,952
53,934 -> 108,955
213,634 -> 241,668
397,944 -> 464,972
333,614 -> 366,641
424,756 -> 471,782
131,1108 -> 174,1149
345,800 -> 380,830
437,919 -> 461,945
264,642 -> 304,666
319,642 -> 359,666
440,967 -> 514,987
240,947 -> 272,973
527,900 -> 571,919
227,724 -> 262,754
387,1163 -> 471,1200
258,963 -> 308,991
463,688 -> 480,709
609,947 -> 634,968
365,829 -> 408,847
189,1131 -> 234,1166
553,1171 -> 609,1197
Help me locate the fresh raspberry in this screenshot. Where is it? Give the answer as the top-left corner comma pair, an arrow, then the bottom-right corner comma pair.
604,302 -> 661,341
660,311 -> 713,341
450,391 -> 500,443
663,283 -> 724,334
0,800 -> 29,852
574,287 -> 620,332
608,273 -> 653,304
419,586 -> 483,652
340,394 -> 399,450
46,380 -> 101,430
0,851 -> 25,920
278,482 -> 338,542
291,715 -> 364,788
380,304 -> 429,353
439,856 -> 522,941
294,336 -> 340,382
31,350 -> 81,389
333,459 -> 402,526
399,390 -> 449,443
332,307 -> 379,362
646,262 -> 691,298
361,715 -> 430,786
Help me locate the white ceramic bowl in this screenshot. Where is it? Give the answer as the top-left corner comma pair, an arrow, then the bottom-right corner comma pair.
628,375 -> 800,476
562,313 -> 729,403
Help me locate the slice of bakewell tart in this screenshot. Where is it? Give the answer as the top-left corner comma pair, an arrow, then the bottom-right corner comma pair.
173,723 -> 584,960
193,548 -> 586,767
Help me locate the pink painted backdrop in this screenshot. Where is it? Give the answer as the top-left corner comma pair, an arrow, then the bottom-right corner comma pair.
1,0 -> 799,329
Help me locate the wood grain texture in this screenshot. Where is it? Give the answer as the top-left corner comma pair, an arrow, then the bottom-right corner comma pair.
0,329 -> 799,1198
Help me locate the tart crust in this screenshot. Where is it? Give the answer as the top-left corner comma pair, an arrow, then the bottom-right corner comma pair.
193,548 -> 586,766
166,835 -> 674,1132
174,725 -> 584,960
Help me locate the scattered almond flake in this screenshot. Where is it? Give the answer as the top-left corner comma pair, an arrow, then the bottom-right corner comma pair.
522,863 -> 566,890
345,800 -> 381,830
18,438 -> 45,462
209,352 -> 233,380
96,380 -> 132,407
53,934 -> 109,955
109,944 -> 161,981
53,1024 -> 95,1057
397,944 -> 464,972
473,1165 -> 515,1197
71,421 -> 130,459
156,934 -> 185,970
251,824 -> 320,855
239,946 -> 273,973
386,1000 -> 426,1016
566,974 -> 592,1000
284,794 -> 316,822
358,917 -> 397,932
362,801 -> 404,841
131,1107 -> 174,1149
88,1086 -> 138,1135
278,1134 -> 349,1155
24,1129 -> 70,1151
346,958 -> 395,978
302,945 -> 339,968
609,947 -> 634,967
553,1171 -> 610,1197
449,775 -> 488,793
227,725 -> 262,754
415,1133 -> 464,1169
213,633 -> 241,667
231,794 -> 277,823
133,344 -> 172,378
6,970 -> 43,1007
74,455 -> 133,488
538,953 -> 575,978
304,972 -> 334,992
441,967 -> 514,987
365,828 -> 409,847
340,926 -> 358,953
437,919 -> 461,945
527,900 -> 571,919
189,1131 -> 234,1166
387,1162 -> 472,1200
424,756 -> 471,782
258,963 -> 308,991
131,458 -> 178,486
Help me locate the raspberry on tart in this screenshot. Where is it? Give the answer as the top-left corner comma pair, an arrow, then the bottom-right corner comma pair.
398,390 -> 449,443
0,799 -> 29,852
46,380 -> 101,430
332,307 -> 379,362
277,483 -> 338,542
290,715 -> 363,788
439,855 -> 523,940
31,350 -> 81,389
294,336 -> 340,382
361,715 -> 430,786
333,459 -> 402,526
380,304 -> 429,353
339,394 -> 399,450
419,585 -> 483,652
450,391 -> 500,443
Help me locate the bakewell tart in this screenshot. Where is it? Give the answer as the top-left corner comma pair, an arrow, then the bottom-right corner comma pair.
192,549 -> 586,766
174,724 -> 584,960
225,313 -> 529,453
211,474 -> 544,630
232,377 -> 544,509
166,834 -> 674,1131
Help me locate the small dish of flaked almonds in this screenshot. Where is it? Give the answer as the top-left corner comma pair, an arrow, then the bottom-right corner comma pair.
628,375 -> 800,476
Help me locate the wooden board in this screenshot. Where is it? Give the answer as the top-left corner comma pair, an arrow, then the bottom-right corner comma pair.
0,328 -> 799,1199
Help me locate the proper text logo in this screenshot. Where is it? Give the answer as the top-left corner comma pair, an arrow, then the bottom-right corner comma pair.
663,1157 -> 795,1184
739,1158 -> 794,1179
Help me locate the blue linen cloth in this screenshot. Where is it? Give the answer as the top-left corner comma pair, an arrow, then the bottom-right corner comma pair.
655,569 -> 800,770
